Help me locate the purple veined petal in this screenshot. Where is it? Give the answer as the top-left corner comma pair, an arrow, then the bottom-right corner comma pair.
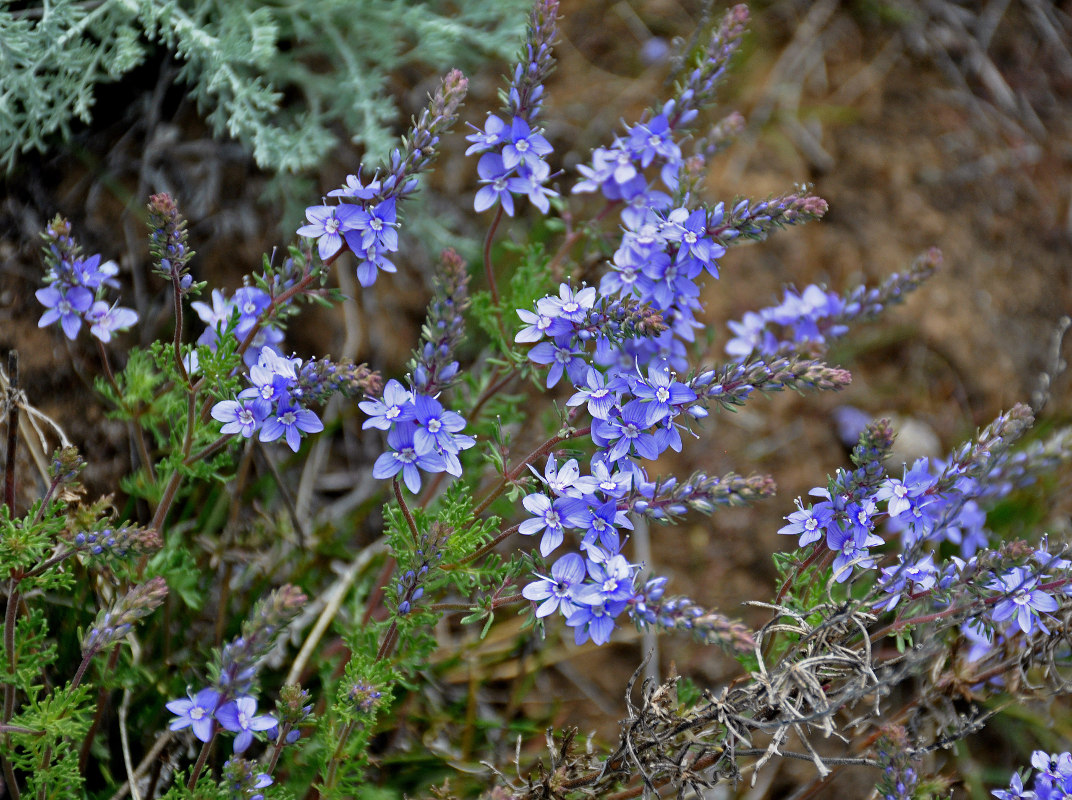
211,400 -> 242,423
35,286 -> 62,307
518,517 -> 547,535
356,260 -> 379,287
38,307 -> 61,328
285,424 -> 302,452
1032,592 -> 1059,613
373,451 -> 402,480
60,310 -> 83,340
474,185 -> 500,213
402,463 -> 422,494
295,408 -> 324,434
523,493 -> 551,516
539,527 -> 563,557
259,418 -> 284,443
535,596 -> 560,617
522,579 -> 553,603
317,232 -> 344,261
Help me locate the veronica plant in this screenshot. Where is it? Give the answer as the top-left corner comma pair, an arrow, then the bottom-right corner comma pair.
4,2 -> 1072,800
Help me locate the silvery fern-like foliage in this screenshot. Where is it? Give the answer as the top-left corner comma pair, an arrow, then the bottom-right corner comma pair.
0,0 -> 528,174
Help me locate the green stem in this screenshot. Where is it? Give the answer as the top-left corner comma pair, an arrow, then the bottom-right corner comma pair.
323,720 -> 357,791
472,426 -> 590,518
186,727 -> 218,790
393,478 -> 420,546
429,592 -> 525,613
78,645 -> 122,773
483,205 -> 504,307
2,578 -> 20,800
449,523 -> 521,568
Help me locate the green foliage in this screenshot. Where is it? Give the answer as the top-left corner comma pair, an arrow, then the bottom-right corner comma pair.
7,682 -> 93,799
470,242 -> 557,366
0,0 -> 528,175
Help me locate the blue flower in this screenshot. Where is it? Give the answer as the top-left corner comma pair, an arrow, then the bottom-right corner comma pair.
216,696 -> 277,754
85,300 -> 138,343
372,421 -> 445,493
529,454 -> 598,498
465,113 -> 507,155
522,552 -> 586,618
568,367 -> 625,420
519,492 -> 576,557
259,401 -> 324,452
412,394 -> 469,456
625,114 -> 679,168
166,687 -> 220,743
297,203 -> 361,261
344,198 -> 399,253
68,253 -> 119,290
36,285 -> 93,340
474,153 -> 516,216
232,287 -> 271,336
570,499 -> 632,554
359,379 -> 415,430
327,170 -> 382,199
565,597 -> 626,646
501,117 -> 553,171
528,337 -> 588,389
507,160 -> 558,214
989,566 -> 1058,635
212,398 -> 267,439
594,400 -> 660,462
590,456 -> 633,499
515,307 -> 570,343
990,771 -> 1033,800
631,364 -> 696,425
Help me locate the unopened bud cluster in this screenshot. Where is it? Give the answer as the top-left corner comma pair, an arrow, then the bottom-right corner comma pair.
73,525 -> 162,559
82,576 -> 168,655
408,248 -> 471,395
147,192 -> 195,293
297,358 -> 382,404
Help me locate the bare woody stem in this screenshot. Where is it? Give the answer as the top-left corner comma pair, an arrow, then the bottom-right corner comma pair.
4,351 -> 17,515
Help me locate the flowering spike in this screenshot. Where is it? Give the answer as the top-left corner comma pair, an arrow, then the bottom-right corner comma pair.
82,576 -> 168,655
147,193 -> 196,293
408,248 -> 471,395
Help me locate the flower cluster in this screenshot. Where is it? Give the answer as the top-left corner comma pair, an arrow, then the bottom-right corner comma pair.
994,751 -> 1072,799
298,70 -> 468,286
364,379 -> 475,494
193,286 -> 283,367
515,282 -> 667,387
776,405 -> 1072,642
466,0 -> 559,217
725,248 -> 942,359
211,346 -> 325,452
167,689 -> 276,753
167,586 -> 306,754
35,216 -> 138,342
